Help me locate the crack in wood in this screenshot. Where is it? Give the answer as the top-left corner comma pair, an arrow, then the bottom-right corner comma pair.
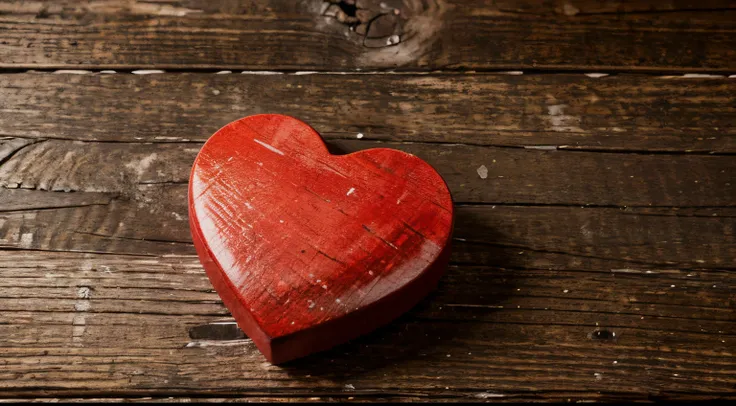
71,230 -> 193,246
0,247 -> 159,257
188,322 -> 246,341
361,224 -> 398,250
0,138 -> 42,169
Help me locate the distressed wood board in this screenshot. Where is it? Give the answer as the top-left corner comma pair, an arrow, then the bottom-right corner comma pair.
0,0 -> 735,72
0,0 -> 735,403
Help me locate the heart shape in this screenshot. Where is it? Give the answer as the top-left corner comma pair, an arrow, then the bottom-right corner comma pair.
188,114 -> 454,364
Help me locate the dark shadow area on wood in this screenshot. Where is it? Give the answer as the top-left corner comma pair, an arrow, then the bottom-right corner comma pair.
274,208 -> 514,381
324,140 -> 354,156
183,141 -> 521,380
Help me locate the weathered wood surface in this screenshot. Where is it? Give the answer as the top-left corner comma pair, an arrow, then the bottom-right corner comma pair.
0,0 -> 735,72
0,250 -> 733,400
1,0 -> 735,402
0,72 -> 734,401
1,72 -> 735,152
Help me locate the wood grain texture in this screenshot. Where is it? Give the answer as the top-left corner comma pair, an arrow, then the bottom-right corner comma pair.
1,137 -> 733,208
494,0 -> 736,15
0,251 -> 732,401
188,114 -> 453,363
3,186 -> 736,270
1,3 -> 735,399
0,160 -> 734,399
1,72 -> 735,152
0,0 -> 735,71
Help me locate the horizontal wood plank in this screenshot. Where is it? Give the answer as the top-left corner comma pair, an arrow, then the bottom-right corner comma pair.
0,1 -> 734,71
1,138 -> 733,207
495,0 -> 736,15
1,131 -> 734,272
0,251 -> 732,401
2,187 -> 735,270
1,72 -> 735,152
2,131 -> 736,271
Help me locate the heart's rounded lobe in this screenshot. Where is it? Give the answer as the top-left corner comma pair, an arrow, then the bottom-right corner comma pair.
188,114 -> 454,364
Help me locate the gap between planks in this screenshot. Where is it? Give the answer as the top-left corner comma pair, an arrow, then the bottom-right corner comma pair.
2,69 -> 735,78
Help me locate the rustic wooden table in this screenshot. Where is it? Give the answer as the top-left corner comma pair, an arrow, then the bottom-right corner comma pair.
0,0 -> 734,402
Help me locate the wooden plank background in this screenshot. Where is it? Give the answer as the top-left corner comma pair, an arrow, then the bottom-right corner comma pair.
0,0 -> 734,402
1,0 -> 735,72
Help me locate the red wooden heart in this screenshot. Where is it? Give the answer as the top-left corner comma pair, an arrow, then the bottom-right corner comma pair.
188,114 -> 454,364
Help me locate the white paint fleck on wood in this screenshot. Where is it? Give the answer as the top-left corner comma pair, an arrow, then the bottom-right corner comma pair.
185,339 -> 254,348
611,268 -> 641,274
347,187 -> 355,196
53,70 -> 91,75
585,73 -> 609,78
127,2 -> 202,17
19,232 -> 33,248
77,287 -> 91,299
546,104 -> 583,132
477,165 -> 488,179
253,139 -> 285,156
241,71 -> 284,75
125,153 -> 158,178
132,70 -> 166,75
682,74 -> 725,78
474,393 -> 506,399
396,190 -> 408,205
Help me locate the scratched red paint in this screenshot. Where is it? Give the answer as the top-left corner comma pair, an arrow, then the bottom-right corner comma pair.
189,114 -> 454,363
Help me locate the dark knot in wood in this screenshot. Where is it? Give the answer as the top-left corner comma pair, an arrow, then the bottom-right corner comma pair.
323,0 -> 404,48
589,329 -> 617,341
